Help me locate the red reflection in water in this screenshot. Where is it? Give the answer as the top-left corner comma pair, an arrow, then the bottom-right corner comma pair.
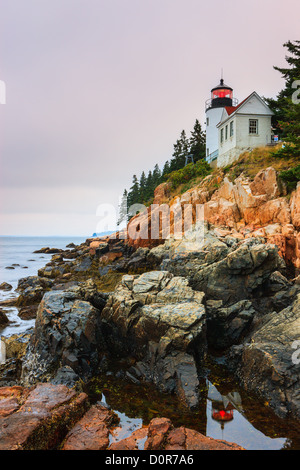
212,408 -> 234,422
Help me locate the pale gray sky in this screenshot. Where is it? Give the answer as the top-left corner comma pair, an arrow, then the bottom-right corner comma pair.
0,0 -> 299,236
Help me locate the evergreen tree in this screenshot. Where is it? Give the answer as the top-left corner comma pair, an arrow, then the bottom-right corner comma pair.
180,129 -> 190,156
265,40 -> 300,158
169,130 -> 189,171
127,174 -> 140,208
169,139 -> 182,172
117,189 -> 128,226
144,170 -> 153,201
139,171 -> 147,203
273,97 -> 300,158
189,119 -> 206,162
152,163 -> 162,188
162,160 -> 170,177
122,119 -> 207,207
282,100 -> 300,147
265,40 -> 300,134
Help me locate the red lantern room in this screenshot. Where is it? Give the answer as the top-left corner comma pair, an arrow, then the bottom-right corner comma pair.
211,79 -> 233,107
206,78 -> 238,111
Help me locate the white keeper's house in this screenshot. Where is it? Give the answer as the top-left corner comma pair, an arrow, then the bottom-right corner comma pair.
205,79 -> 274,168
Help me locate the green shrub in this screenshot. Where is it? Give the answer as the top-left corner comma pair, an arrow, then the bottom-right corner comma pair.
279,165 -> 300,191
167,159 -> 211,189
271,143 -> 300,160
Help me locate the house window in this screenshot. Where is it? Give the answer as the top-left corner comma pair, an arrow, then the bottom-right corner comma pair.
221,128 -> 224,143
206,117 -> 209,126
230,121 -> 234,137
225,125 -> 228,140
207,148 -> 209,157
249,119 -> 258,134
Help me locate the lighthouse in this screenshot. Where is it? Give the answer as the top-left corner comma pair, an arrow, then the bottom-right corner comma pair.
205,78 -> 238,165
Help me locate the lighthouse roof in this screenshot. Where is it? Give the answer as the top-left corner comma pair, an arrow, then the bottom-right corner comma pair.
223,94 -> 251,116
211,78 -> 233,92
216,91 -> 274,127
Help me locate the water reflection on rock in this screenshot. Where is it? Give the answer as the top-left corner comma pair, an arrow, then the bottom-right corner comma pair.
206,382 -> 288,450
86,369 -> 300,450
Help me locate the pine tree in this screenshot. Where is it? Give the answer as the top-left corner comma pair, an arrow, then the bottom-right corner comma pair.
121,119 -> 207,207
265,40 -> 300,158
127,174 -> 140,208
169,130 -> 190,171
144,170 -> 153,201
265,40 -> 300,134
152,163 -> 162,188
180,129 -> 189,156
189,119 -> 206,162
169,139 -> 182,172
139,171 -> 147,203
117,189 -> 128,226
274,98 -> 300,158
162,160 -> 170,177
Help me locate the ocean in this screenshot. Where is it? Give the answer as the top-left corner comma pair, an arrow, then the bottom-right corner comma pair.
0,236 -> 87,343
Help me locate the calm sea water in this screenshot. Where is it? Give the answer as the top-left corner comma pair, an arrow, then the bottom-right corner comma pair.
0,236 -> 87,338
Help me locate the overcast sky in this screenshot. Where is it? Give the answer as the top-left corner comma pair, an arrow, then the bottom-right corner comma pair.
0,0 -> 299,236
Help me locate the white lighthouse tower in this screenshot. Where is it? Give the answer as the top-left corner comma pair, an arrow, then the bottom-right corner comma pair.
205,78 -> 238,165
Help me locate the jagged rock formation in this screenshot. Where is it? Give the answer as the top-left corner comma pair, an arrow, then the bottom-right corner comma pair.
13,219 -> 300,421
229,294 -> 300,420
127,168 -> 300,272
21,281 -> 107,386
161,233 -> 283,304
20,271 -> 206,409
100,270 -> 206,409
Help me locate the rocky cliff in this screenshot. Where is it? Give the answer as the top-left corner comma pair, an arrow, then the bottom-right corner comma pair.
127,166 -> 300,272
1,161 -> 300,449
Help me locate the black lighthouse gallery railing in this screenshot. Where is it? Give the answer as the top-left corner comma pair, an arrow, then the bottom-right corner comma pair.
205,97 -> 239,111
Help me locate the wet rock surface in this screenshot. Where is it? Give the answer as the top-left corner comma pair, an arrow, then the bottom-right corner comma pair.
0,282 -> 13,291
109,417 -> 244,450
206,299 -> 256,349
0,308 -> 9,327
0,383 -> 89,450
0,358 -> 22,387
16,276 -> 54,309
0,384 -> 244,450
229,293 -> 300,420
21,280 -> 107,386
99,271 -> 206,409
2,330 -> 32,360
62,403 -> 119,450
